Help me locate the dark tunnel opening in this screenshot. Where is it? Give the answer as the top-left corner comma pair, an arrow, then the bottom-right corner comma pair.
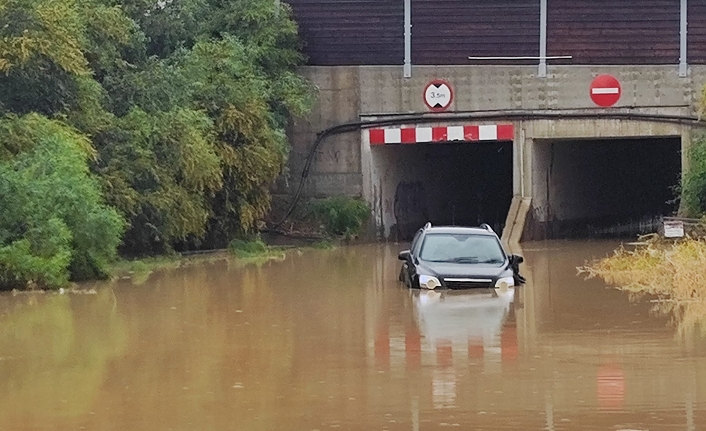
530,137 -> 682,239
383,141 -> 514,241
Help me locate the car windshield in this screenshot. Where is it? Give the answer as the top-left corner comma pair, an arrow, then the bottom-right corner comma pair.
419,233 -> 506,264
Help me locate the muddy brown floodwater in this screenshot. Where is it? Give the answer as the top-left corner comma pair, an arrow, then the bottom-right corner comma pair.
1,241 -> 705,431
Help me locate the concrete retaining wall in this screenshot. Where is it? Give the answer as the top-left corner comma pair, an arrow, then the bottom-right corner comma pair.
279,65 -> 706,240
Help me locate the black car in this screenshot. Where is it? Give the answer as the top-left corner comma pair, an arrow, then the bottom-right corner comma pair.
398,223 -> 525,290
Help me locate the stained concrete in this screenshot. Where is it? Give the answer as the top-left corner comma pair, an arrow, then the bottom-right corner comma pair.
282,64 -> 706,240
363,142 -> 513,240
358,66 -> 696,114
527,137 -> 682,239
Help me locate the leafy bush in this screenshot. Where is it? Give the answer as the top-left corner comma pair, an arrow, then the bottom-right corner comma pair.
681,135 -> 706,217
309,197 -> 371,238
0,114 -> 125,288
228,236 -> 290,263
0,0 -> 314,264
229,238 -> 269,258
94,107 -> 223,254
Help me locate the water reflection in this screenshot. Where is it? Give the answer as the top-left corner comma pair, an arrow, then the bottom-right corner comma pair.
0,242 -> 704,430
414,288 -> 516,410
0,289 -> 127,427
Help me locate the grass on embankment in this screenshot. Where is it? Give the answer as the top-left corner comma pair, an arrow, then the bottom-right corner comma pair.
108,238 -> 336,283
578,236 -> 706,301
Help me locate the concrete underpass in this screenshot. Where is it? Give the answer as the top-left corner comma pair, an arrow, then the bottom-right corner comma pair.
528,137 -> 682,239
359,119 -> 690,242
281,0 -> 706,244
362,125 -> 514,241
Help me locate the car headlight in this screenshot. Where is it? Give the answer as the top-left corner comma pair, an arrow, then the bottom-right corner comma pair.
419,275 -> 441,290
495,276 -> 515,289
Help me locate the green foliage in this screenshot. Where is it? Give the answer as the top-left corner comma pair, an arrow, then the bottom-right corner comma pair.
99,0 -> 313,249
309,197 -> 371,238
228,236 -> 288,266
0,0 -> 314,277
94,107 -> 222,254
228,237 -> 269,258
311,240 -> 335,250
0,0 -> 137,131
682,134 -> 706,217
0,0 -> 90,75
0,114 -> 125,288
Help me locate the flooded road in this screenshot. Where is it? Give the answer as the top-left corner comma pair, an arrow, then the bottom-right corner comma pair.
1,241 -> 705,430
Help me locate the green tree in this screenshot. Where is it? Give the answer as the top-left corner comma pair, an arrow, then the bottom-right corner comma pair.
0,114 -> 125,288
98,2 -> 313,249
681,135 -> 706,217
1,0 -> 314,267
94,108 -> 222,254
0,0 -> 137,132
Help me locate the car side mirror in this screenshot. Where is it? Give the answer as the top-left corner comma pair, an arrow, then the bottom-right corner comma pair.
510,254 -> 524,264
398,250 -> 411,261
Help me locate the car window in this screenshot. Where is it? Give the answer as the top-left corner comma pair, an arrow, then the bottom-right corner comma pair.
419,233 -> 505,264
410,229 -> 423,254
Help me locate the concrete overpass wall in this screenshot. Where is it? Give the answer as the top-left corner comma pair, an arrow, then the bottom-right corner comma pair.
277,64 -> 704,240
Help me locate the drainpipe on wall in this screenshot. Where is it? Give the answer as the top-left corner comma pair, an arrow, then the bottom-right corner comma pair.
538,0 -> 548,78
680,0 -> 688,77
404,0 -> 412,78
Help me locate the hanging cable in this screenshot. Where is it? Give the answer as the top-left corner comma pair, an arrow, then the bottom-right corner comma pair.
274,109 -> 705,228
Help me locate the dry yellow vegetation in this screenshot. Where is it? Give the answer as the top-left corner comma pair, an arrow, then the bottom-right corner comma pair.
579,236 -> 706,338
579,236 -> 706,300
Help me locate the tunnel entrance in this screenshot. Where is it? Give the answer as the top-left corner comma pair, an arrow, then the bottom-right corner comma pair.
370,140 -> 513,241
530,137 -> 682,239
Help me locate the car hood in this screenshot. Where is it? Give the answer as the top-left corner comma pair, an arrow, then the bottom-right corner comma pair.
418,261 -> 510,279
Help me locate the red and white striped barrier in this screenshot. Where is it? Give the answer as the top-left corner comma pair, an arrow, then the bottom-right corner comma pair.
369,124 -> 514,146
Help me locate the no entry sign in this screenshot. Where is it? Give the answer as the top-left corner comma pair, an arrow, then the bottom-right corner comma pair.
590,74 -> 622,107
424,79 -> 453,112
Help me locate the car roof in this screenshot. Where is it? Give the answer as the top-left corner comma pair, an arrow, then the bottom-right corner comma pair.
423,226 -> 497,236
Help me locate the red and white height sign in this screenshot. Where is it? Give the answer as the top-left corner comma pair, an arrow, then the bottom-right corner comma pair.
590,74 -> 622,107
424,79 -> 454,112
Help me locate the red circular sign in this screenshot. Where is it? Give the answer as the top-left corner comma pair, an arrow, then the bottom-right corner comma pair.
423,79 -> 454,112
590,74 -> 622,107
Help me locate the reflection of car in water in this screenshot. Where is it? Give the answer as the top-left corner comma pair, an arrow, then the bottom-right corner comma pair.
398,223 -> 525,290
412,288 -> 515,346
412,288 -> 518,409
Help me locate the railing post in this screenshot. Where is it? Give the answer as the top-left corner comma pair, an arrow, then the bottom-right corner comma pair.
404,0 -> 412,78
539,0 -> 548,78
680,0 -> 688,77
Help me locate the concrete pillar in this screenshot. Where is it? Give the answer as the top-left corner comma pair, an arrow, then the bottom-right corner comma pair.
511,120 -> 534,199
360,128 -> 377,234
503,122 -> 534,243
513,121 -> 524,197
522,135 -> 534,200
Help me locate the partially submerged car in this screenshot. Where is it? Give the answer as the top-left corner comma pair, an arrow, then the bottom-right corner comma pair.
398,223 -> 525,290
